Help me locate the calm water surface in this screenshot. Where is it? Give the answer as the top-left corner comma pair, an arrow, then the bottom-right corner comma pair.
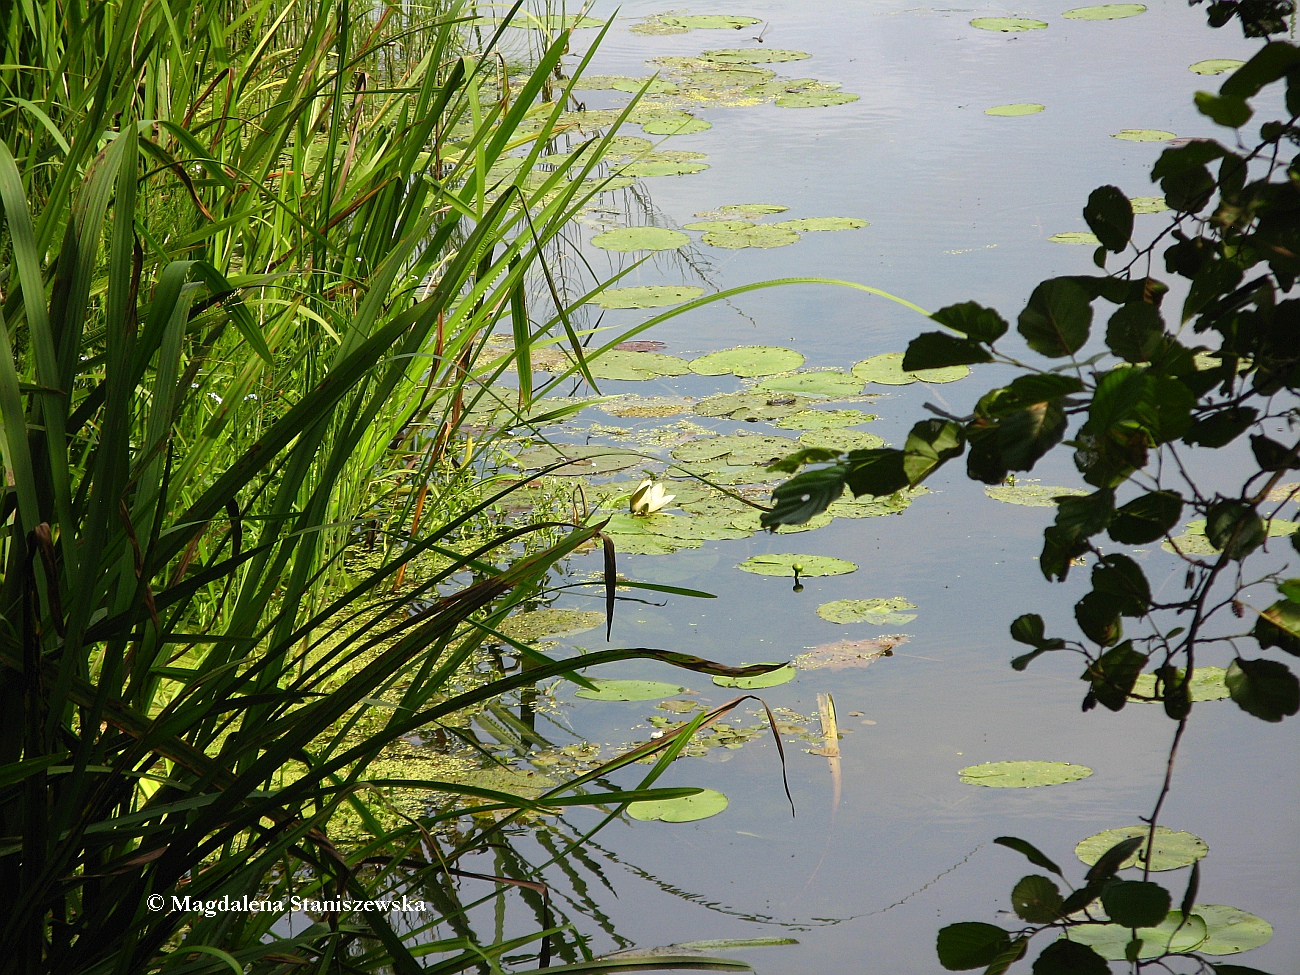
464,4 -> 1299,972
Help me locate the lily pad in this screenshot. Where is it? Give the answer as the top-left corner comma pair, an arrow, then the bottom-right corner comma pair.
700,48 -> 811,63
1075,825 -> 1209,872
828,490 -> 922,518
588,350 -> 692,381
713,663 -> 797,688
575,679 -> 686,701
640,113 -> 714,135
798,429 -> 887,451
702,224 -> 801,248
1189,58 -> 1245,75
683,219 -> 753,232
1192,904 -> 1273,955
737,554 -> 857,577
1130,666 -> 1230,703
970,17 -> 1048,30
817,597 -> 917,625
1164,518 -> 1297,554
592,227 -> 691,252
672,433 -> 797,468
852,351 -> 969,385
756,371 -> 864,397
1068,912 -> 1208,959
775,408 -> 877,430
1062,3 -> 1146,18
589,285 -> 706,309
619,152 -> 711,178
985,103 -> 1045,116
569,74 -> 646,91
694,390 -> 811,420
984,483 -> 1089,506
627,788 -> 729,822
1130,195 -> 1170,213
1112,129 -> 1176,142
717,203 -> 789,216
514,443 -> 644,474
776,91 -> 860,108
691,346 -> 804,377
958,760 -> 1093,788
1049,231 -> 1102,244
609,77 -> 680,94
499,609 -> 606,642
772,217 -> 868,232
793,634 -> 905,670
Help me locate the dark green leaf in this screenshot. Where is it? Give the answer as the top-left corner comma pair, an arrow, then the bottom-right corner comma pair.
1085,367 -> 1147,435
1180,861 -> 1200,921
1085,836 -> 1146,884
1083,185 -> 1134,252
1075,592 -> 1123,647
1151,139 -> 1227,179
1211,966 -> 1279,975
1032,939 -> 1110,975
1250,435 -> 1298,470
999,401 -> 1069,471
1101,880 -> 1172,928
984,938 -> 1029,975
1254,598 -> 1300,656
1093,554 -> 1151,616
1183,406 -> 1258,447
1206,500 -> 1266,559
1019,278 -> 1094,358
937,923 -> 1012,971
1220,40 -> 1300,99
1194,91 -> 1253,128
1161,165 -> 1216,214
1226,657 -> 1300,721
761,466 -> 846,529
903,419 -> 966,485
766,447 -> 841,473
1184,258 -> 1245,324
842,448 -> 910,498
1160,663 -> 1193,719
1006,373 -> 1086,403
1106,303 -> 1165,363
903,332 -> 994,370
1084,641 -> 1146,710
1135,374 -> 1194,443
994,836 -> 1064,876
1058,881 -> 1107,917
932,301 -> 1010,343
1011,614 -> 1065,651
1109,490 -> 1183,544
1012,875 -> 1064,923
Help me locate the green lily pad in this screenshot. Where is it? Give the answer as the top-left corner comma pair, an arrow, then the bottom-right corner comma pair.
713,663 -> 797,688
1112,129 -> 1176,142
440,765 -> 558,797
1062,3 -> 1146,18
970,17 -> 1048,30
701,224 -> 801,248
690,346 -> 804,377
958,760 -> 1093,787
772,510 -> 834,534
717,203 -> 789,216
984,484 -> 1089,506
641,512 -> 753,541
1189,58 -> 1245,75
700,48 -> 811,63
569,74 -> 645,91
798,429 -> 887,452
663,14 -> 762,29
1130,666 -> 1230,703
618,151 -> 710,177
514,443 -> 644,474
588,350 -> 692,381
985,103 -> 1045,116
817,597 -> 917,625
627,788 -> 729,822
775,408 -> 877,430
607,533 -> 703,555
640,113 -> 714,135
592,227 -> 691,252
499,609 -> 606,642
1164,518 -> 1297,554
575,679 -> 686,701
1130,195 -> 1170,213
683,219 -> 754,232
1068,912 -> 1208,959
828,490 -> 923,519
756,371 -> 864,398
776,91 -> 861,108
693,390 -> 812,420
1075,825 -> 1210,872
1049,231 -> 1102,244
772,217 -> 868,232
737,554 -> 858,577
852,352 -> 969,385
686,67 -> 776,87
1192,904 -> 1273,955
672,433 -> 798,467
609,77 -> 680,94
589,285 -> 706,309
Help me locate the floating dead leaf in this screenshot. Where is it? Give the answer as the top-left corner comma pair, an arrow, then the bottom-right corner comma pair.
793,634 -> 907,670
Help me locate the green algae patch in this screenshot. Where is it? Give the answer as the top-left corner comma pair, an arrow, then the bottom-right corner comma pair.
627,788 -> 729,822
1062,3 -> 1146,18
498,608 -> 606,642
817,597 -> 917,625
589,285 -> 705,309
737,554 -> 857,577
690,346 -> 804,377
958,760 -> 1093,787
985,103 -> 1045,116
575,679 -> 686,701
591,227 -> 691,252
971,17 -> 1047,30
1075,825 -> 1209,872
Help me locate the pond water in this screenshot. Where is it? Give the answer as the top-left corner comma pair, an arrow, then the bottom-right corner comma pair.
458,3 -> 1299,972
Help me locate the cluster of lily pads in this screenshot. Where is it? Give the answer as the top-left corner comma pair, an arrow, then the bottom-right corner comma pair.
970,4 -> 1147,33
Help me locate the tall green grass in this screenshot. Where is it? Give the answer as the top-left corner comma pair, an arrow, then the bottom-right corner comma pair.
0,1 -> 781,971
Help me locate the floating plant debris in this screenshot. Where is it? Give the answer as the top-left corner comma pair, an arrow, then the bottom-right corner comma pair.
793,635 -> 905,670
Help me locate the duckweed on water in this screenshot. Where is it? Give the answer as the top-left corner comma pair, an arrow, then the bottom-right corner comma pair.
1075,824 -> 1209,871
957,760 -> 1094,787
498,609 -> 606,642
589,285 -> 706,309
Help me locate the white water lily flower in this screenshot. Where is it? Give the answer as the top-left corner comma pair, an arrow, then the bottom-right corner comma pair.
629,478 -> 675,515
